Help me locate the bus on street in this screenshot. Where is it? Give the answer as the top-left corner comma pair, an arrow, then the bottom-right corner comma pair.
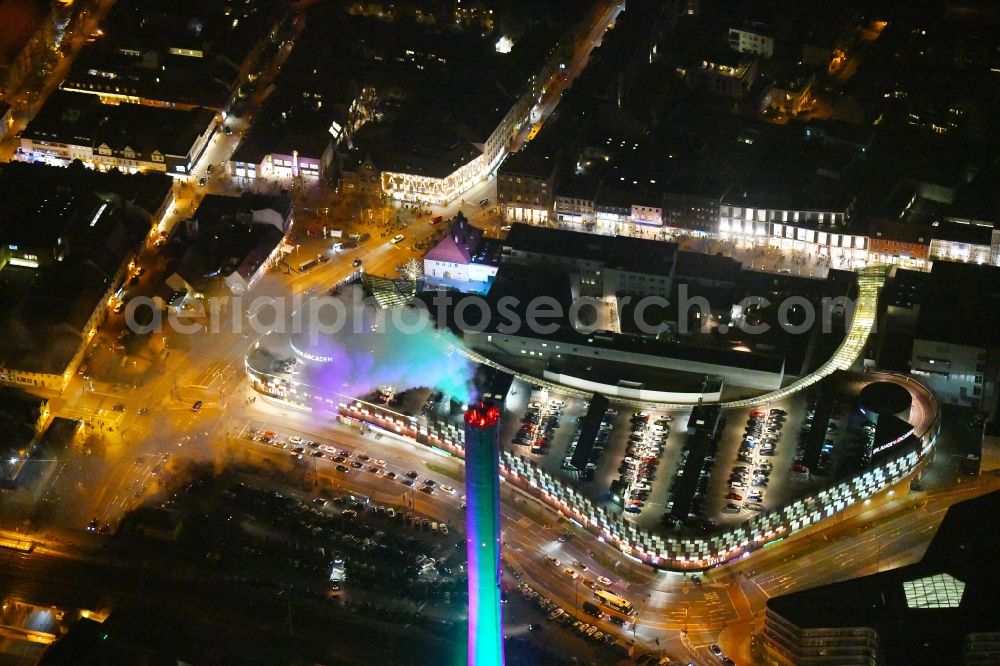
594,589 -> 634,615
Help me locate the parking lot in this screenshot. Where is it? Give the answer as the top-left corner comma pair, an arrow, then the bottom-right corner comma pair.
615,411 -> 677,523
501,386 -> 839,537
238,422 -> 465,510
500,382 -> 590,478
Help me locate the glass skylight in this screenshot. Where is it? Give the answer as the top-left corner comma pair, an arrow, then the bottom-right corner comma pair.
903,573 -> 965,609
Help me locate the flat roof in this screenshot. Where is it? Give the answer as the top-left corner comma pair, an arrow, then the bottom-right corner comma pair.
474,264 -> 785,375
882,268 -> 929,309
549,354 -> 724,394
932,220 -> 995,245
768,489 -> 1000,665
859,381 -> 912,414
232,89 -> 335,164
915,260 -> 1000,348
499,144 -> 558,180
503,224 -> 679,277
674,251 -> 743,284
715,120 -> 861,215
23,91 -> 215,158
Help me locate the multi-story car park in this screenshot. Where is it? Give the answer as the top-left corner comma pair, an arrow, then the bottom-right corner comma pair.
246,262 -> 944,572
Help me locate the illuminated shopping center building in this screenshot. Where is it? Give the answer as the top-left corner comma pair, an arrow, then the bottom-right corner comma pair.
243,274 -> 952,573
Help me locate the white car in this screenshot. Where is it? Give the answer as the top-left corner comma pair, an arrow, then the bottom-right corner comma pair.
374,459 -> 387,467
563,568 -> 580,580
596,576 -> 612,586
390,234 -> 405,244
729,482 -> 746,490
288,435 -> 303,445
441,485 -> 456,495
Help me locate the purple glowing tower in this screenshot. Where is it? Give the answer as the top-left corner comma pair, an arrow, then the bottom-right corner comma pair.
464,402 -> 505,666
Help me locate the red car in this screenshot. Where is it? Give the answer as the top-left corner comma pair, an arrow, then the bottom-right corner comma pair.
750,411 -> 765,417
726,492 -> 743,501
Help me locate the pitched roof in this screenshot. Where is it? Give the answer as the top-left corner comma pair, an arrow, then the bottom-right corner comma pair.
425,233 -> 472,264
424,214 -> 483,265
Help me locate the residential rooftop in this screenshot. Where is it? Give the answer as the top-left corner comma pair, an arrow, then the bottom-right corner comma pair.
0,162 -> 172,375
61,0 -> 283,109
172,192 -> 290,288
284,1 -> 593,178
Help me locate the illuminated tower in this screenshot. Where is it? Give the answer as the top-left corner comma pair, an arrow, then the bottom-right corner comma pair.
464,402 -> 505,666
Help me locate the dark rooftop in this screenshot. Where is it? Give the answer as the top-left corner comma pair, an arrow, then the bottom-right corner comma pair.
503,223 -> 679,277
882,268 -> 929,310
722,128 -> 858,215
0,0 -> 47,67
915,260 -> 1000,348
232,89 -> 335,164
768,489 -> 1000,666
23,91 -> 215,159
174,192 -> 290,287
0,162 -> 171,374
859,381 -> 913,415
674,251 -> 743,284
548,354 -> 724,395
470,263 -> 785,375
932,220 -> 995,245
61,0 -> 283,109
499,142 -> 558,180
868,218 -> 934,246
286,1 -> 592,178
